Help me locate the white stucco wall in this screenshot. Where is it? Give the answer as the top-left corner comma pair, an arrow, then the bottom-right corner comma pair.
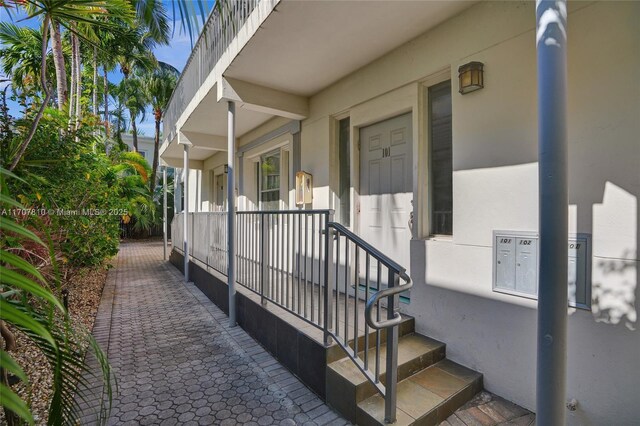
187,1 -> 638,423
260,1 -> 639,423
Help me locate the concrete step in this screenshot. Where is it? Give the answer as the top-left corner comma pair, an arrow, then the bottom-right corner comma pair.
326,334 -> 446,423
356,360 -> 483,426
326,315 -> 415,363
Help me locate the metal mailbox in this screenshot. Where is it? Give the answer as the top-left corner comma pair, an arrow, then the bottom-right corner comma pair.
492,231 -> 591,309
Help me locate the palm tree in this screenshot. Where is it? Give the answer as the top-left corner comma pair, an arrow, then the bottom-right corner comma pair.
4,0 -> 135,169
7,15 -> 53,171
50,20 -> 67,109
144,66 -> 178,190
0,23 -> 54,95
114,31 -> 158,150
123,75 -> 148,151
109,82 -> 128,142
14,0 -> 135,112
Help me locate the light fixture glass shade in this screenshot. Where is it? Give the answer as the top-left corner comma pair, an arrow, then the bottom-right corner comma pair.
458,62 -> 484,94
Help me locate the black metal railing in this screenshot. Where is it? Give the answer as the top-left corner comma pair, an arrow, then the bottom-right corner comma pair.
171,209 -> 412,422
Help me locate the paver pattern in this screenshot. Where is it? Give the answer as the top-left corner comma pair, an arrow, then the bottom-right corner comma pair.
77,240 -> 348,425
441,391 -> 535,426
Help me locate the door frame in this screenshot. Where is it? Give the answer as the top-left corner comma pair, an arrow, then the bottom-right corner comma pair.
348,83 -> 419,242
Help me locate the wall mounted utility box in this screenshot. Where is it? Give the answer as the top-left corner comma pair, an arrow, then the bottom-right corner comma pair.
493,231 -> 591,309
295,171 -> 313,206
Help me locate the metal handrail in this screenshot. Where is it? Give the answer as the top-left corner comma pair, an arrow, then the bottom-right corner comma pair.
365,273 -> 412,329
325,221 -> 411,423
326,222 -> 406,273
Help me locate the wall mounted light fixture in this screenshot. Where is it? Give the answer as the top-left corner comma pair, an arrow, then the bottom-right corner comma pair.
458,61 -> 484,94
224,164 -> 229,173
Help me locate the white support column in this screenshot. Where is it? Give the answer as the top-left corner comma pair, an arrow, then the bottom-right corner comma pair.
163,166 -> 168,260
174,169 -> 181,216
182,142 -> 191,283
227,101 -> 237,327
535,1 -> 568,424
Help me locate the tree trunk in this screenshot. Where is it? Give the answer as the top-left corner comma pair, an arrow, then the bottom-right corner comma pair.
103,65 -> 109,136
68,30 -> 76,121
50,21 -> 67,110
68,31 -> 77,133
130,111 -> 139,152
92,48 -> 98,116
9,15 -> 52,170
150,114 -> 161,191
74,34 -> 81,129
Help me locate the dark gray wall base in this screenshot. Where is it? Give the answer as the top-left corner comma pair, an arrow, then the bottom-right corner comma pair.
169,250 -> 327,398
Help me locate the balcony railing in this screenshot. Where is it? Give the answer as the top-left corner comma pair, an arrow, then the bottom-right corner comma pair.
163,0 -> 262,144
171,210 -> 412,422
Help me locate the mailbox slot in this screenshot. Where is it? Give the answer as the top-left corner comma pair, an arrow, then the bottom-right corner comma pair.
492,231 -> 591,309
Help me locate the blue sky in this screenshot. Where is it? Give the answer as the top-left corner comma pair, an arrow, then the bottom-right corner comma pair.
0,1 -> 214,135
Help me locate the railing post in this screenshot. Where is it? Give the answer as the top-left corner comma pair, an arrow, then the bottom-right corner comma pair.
384,271 -> 400,424
163,166 -> 167,260
182,142 -> 190,283
323,212 -> 334,346
261,213 -> 268,305
227,101 -> 237,327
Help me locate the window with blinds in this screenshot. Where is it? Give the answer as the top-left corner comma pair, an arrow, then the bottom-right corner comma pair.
429,81 -> 453,235
338,117 -> 351,226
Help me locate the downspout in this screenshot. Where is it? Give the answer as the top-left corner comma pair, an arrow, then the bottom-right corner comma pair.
227,101 -> 237,327
535,1 -> 569,424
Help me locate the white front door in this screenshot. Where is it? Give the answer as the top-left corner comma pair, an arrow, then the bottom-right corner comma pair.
359,113 -> 413,287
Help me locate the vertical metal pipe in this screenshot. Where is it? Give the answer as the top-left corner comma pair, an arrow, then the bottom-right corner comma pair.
311,214 -> 316,323
384,272 -> 399,423
375,261 -> 381,382
303,213 -> 308,319
353,248 -> 359,355
323,213 -> 334,346
536,2 -> 568,424
288,213 -> 292,309
174,168 -> 181,216
297,213 -> 302,314
261,213 -> 268,305
183,144 -> 190,282
335,234 -> 340,337
280,214 -> 285,305
344,239 -> 349,344
227,101 -> 237,327
364,253 -> 370,368
163,167 -> 168,260
270,214 -> 274,300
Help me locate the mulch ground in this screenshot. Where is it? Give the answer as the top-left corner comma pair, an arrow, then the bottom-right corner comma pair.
1,261 -> 111,425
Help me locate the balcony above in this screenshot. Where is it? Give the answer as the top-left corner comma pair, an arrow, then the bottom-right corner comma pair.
161,0 -> 475,167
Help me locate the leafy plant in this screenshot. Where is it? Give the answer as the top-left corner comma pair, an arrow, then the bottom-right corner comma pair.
1,167 -> 113,425
3,108 -> 154,266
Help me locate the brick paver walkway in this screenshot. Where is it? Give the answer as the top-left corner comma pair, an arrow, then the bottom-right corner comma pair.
78,240 -> 348,425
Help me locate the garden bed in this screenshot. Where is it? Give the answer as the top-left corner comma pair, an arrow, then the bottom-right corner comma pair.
1,262 -> 111,425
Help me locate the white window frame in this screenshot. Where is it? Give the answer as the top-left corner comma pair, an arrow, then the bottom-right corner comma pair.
244,134 -> 291,211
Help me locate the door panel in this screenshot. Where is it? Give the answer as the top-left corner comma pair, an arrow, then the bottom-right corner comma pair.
359,113 -> 413,292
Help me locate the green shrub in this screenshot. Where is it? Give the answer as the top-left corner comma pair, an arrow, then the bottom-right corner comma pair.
2,108 -> 153,266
